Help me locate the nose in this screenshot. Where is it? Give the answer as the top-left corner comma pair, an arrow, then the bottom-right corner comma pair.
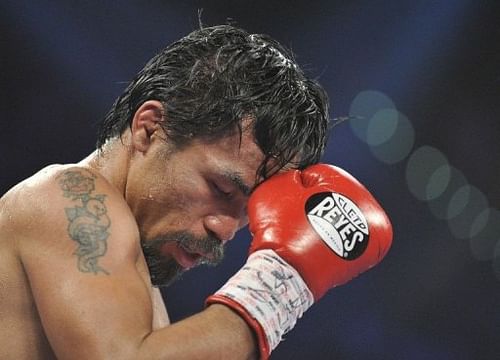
203,214 -> 242,244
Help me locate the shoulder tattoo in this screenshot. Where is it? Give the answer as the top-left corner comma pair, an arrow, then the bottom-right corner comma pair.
58,169 -> 110,275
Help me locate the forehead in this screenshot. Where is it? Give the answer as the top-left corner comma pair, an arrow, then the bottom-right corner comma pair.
188,127 -> 265,188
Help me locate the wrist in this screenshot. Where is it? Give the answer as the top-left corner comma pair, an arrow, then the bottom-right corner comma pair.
205,304 -> 259,358
207,250 -> 314,358
207,298 -> 267,359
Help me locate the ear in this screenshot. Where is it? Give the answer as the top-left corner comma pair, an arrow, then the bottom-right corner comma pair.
130,100 -> 165,153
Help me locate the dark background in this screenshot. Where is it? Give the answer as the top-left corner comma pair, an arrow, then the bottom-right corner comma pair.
1,1 -> 499,359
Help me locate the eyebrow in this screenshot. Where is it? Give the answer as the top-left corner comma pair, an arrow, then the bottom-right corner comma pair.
222,171 -> 253,197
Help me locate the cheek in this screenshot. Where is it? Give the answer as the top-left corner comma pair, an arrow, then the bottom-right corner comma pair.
165,181 -> 210,213
145,168 -> 195,208
147,180 -> 215,234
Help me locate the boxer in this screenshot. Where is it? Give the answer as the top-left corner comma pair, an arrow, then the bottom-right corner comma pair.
0,24 -> 391,359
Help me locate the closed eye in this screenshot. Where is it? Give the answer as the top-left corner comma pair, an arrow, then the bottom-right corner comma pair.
211,181 -> 233,199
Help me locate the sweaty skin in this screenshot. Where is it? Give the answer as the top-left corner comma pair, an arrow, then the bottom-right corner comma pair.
0,168 -> 169,358
0,101 -> 261,359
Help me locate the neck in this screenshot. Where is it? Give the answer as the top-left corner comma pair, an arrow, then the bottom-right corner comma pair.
78,137 -> 132,198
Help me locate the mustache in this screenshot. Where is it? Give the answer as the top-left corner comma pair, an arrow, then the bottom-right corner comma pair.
179,232 -> 224,264
140,231 -> 225,287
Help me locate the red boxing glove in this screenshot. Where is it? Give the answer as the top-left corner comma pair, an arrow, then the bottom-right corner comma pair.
249,163 -> 393,299
207,164 -> 393,358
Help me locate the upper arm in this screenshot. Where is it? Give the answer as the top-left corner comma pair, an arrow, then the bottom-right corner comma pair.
19,168 -> 153,359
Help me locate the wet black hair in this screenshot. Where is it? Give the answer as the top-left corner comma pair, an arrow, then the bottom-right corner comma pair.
97,24 -> 330,179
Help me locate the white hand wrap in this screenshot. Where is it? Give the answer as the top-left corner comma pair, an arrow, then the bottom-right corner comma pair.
213,249 -> 314,352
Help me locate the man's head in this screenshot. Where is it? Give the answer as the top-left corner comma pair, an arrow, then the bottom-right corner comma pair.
97,24 -> 329,180
96,25 -> 330,286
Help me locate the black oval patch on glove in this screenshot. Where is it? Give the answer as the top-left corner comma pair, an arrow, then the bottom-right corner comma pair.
305,192 -> 369,260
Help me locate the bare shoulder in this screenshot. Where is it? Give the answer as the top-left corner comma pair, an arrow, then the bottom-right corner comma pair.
3,164 -> 140,265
